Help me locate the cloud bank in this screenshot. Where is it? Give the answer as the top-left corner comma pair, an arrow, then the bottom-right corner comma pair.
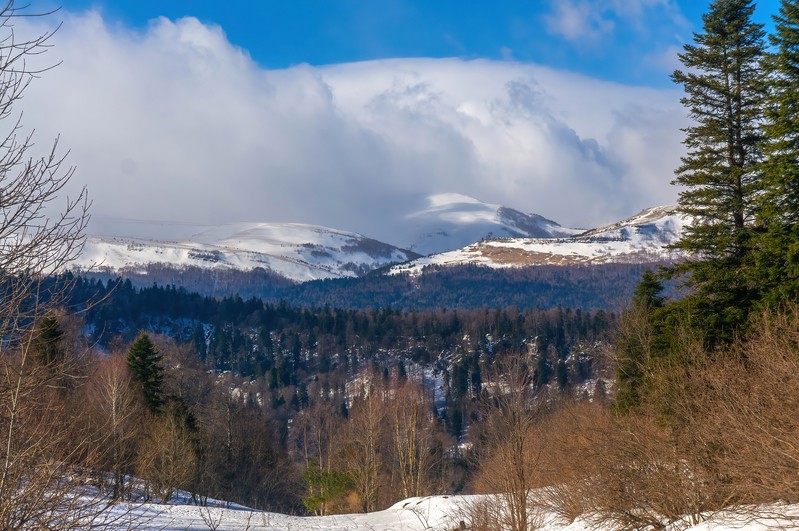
19,11 -> 687,247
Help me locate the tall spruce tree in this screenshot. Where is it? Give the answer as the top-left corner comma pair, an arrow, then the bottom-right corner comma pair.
615,270 -> 666,414
670,0 -> 766,343
757,0 -> 799,305
127,333 -> 165,412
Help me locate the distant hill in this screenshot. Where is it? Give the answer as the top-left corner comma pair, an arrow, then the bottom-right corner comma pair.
75,204 -> 687,310
76,222 -> 420,282
390,205 -> 685,274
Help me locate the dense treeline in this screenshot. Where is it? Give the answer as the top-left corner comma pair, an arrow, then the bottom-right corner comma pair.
82,261 -> 667,311
19,277 -> 616,514
69,275 -> 614,394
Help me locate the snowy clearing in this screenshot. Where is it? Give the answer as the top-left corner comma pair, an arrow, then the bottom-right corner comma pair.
98,494 -> 799,530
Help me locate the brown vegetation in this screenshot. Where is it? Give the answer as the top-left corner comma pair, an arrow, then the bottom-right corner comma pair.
465,307 -> 799,530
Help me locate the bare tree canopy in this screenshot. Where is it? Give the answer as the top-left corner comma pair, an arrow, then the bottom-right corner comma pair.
0,2 -> 97,528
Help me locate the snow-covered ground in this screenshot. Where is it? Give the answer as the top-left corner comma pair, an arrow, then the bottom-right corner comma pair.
99,494 -> 799,530
401,193 -> 580,256
77,202 -> 688,283
390,205 -> 688,275
76,222 -> 417,282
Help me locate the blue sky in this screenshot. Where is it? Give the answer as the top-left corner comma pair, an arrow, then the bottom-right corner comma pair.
18,1 -> 780,240
50,0 -> 777,87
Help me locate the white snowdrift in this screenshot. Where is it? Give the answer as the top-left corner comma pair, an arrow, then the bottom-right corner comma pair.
100,494 -> 799,530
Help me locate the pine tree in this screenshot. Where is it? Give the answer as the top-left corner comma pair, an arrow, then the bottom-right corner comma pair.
127,333 -> 164,412
757,0 -> 799,305
670,0 -> 766,343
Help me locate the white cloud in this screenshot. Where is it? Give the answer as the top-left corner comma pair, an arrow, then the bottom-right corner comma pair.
544,0 -> 686,44
18,11 -> 686,247
544,1 -> 614,43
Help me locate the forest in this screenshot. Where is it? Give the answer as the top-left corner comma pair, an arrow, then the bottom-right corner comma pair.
5,277 -> 616,516
82,260 -> 669,311
3,0 -> 799,529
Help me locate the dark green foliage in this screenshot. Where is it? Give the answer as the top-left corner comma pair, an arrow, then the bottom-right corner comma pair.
33,313 -> 63,366
670,0 -> 766,345
633,270 -> 666,311
68,276 -> 615,381
302,460 -> 353,515
127,333 -> 165,412
756,0 -> 799,306
614,270 -> 667,414
81,261 -> 665,312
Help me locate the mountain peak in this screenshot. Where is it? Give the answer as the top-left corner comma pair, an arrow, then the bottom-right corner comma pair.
401,193 -> 575,255
389,204 -> 688,275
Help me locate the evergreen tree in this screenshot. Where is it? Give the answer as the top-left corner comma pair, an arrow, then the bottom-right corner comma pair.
33,313 -> 64,366
302,459 -> 353,516
757,0 -> 799,305
615,270 -> 667,414
127,333 -> 165,412
670,0 -> 766,344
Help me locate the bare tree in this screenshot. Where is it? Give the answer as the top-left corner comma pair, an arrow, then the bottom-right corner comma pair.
472,353 -> 545,531
341,374 -> 386,513
87,354 -> 143,499
0,1 -> 97,528
390,379 -> 433,500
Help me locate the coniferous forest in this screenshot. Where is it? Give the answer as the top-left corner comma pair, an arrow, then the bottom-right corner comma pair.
80,261 -> 668,311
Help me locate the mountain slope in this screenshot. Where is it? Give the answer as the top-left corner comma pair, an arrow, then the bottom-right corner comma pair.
76,222 -> 419,283
390,205 -> 687,275
401,193 -> 580,255
77,204 -> 685,285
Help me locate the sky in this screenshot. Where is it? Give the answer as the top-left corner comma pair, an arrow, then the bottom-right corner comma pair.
13,1 -> 780,246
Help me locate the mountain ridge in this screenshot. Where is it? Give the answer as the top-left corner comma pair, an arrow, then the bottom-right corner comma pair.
76,223 -> 420,283
77,201 -> 686,285
401,193 -> 580,255
389,205 -> 686,275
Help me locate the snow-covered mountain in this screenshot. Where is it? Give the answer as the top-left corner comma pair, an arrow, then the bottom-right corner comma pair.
390,205 -> 687,275
76,222 -> 419,283
400,193 -> 580,255
77,204 -> 687,284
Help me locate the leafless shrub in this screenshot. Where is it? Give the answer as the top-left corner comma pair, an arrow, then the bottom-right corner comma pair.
469,354 -> 547,531
527,307 -> 799,529
199,505 -> 225,530
672,308 -> 799,514
136,403 -> 198,504
536,400 -> 718,529
459,495 -> 507,531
